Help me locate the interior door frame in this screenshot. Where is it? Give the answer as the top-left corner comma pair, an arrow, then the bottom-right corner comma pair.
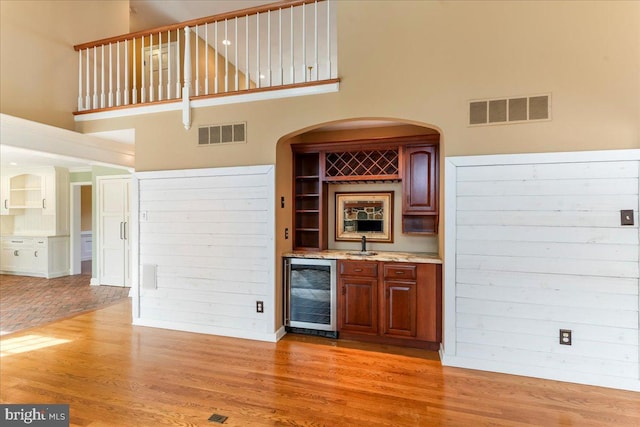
96,174 -> 131,286
69,180 -> 91,276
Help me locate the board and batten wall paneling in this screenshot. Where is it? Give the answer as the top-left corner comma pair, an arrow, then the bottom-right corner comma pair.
442,150 -> 640,392
131,165 -> 280,342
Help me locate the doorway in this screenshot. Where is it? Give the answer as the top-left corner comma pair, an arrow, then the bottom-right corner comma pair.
70,181 -> 92,276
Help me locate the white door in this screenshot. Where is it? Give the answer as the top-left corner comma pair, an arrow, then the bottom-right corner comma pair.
98,177 -> 130,287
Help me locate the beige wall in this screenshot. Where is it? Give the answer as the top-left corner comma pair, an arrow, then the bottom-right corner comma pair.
0,0 -> 129,130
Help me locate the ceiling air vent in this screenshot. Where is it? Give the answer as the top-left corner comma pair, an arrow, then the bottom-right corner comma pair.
198,122 -> 246,145
469,94 -> 550,126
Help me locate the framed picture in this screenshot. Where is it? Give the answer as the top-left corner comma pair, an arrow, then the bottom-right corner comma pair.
335,191 -> 393,243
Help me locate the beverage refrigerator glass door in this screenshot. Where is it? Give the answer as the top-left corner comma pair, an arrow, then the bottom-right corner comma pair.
284,257 -> 337,332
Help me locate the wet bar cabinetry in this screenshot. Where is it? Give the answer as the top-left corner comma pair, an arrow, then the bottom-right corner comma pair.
291,135 -> 439,250
292,151 -> 328,250
337,259 -> 442,349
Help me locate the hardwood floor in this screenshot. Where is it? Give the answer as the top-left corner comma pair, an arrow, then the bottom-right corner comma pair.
1,300 -> 638,427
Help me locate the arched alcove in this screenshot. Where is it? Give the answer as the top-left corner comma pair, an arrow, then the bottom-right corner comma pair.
273,118 -> 443,329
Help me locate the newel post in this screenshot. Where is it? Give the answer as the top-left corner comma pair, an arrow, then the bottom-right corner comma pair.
182,26 -> 192,130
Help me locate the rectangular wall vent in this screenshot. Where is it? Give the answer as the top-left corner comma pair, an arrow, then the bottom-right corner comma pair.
198,122 -> 246,145
469,94 -> 550,126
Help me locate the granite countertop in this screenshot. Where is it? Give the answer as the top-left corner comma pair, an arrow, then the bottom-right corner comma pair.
283,250 -> 442,264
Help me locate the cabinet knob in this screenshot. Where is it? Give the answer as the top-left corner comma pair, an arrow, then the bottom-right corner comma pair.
13,250 -> 18,256
354,268 -> 362,272
395,271 -> 405,275
42,199 -> 46,209
34,251 -> 38,258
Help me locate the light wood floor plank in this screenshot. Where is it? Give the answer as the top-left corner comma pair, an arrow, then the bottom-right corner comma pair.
1,300 -> 638,426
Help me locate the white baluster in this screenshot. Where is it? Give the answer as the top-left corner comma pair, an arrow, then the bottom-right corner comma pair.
100,45 -> 105,108
195,24 -> 199,96
224,19 -> 228,93
108,43 -> 113,107
245,14 -> 249,89
182,26 -> 192,130
267,10 -> 271,86
290,5 -> 294,84
205,24 -> 209,95
167,30 -> 171,99
214,21 -> 219,94
141,35 -> 146,103
124,40 -> 129,105
158,31 -> 163,100
93,46 -> 98,109
149,33 -> 154,102
279,8 -> 283,85
327,0 -> 331,79
256,12 -> 260,88
234,17 -> 239,91
117,41 -> 121,106
78,50 -> 83,110
302,2 -> 306,82
133,37 -> 137,104
176,29 -> 181,98
85,48 -> 90,108
314,0 -> 318,81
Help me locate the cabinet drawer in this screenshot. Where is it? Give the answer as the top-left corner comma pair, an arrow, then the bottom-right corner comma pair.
1,238 -> 34,249
339,261 -> 378,277
383,264 -> 416,280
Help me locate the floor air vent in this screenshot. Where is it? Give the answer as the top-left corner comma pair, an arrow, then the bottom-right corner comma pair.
208,413 -> 228,424
199,122 -> 246,145
469,94 -> 550,126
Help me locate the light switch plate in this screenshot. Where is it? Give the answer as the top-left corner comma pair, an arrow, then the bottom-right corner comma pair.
620,210 -> 634,226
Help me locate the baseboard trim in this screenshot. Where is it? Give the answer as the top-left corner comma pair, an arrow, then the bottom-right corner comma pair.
440,353 -> 640,392
132,318 -> 282,343
90,277 -> 99,286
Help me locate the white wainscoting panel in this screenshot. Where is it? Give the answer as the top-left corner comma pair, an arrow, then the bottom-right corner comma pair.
442,150 -> 640,392
131,165 -> 278,342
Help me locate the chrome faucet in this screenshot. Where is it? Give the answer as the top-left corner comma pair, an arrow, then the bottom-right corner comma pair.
361,235 -> 367,253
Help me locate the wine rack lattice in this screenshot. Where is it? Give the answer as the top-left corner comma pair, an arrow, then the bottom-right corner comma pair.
324,150 -> 399,179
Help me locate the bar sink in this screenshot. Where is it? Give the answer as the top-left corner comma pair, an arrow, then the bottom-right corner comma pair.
347,251 -> 378,256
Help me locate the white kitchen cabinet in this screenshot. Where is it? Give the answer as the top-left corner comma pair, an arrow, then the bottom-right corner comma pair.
0,236 -> 69,278
0,167 -> 69,234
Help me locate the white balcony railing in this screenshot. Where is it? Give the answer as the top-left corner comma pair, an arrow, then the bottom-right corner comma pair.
74,0 -> 337,125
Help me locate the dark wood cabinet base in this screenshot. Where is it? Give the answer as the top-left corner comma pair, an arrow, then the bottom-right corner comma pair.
338,331 -> 441,351
337,260 -> 442,350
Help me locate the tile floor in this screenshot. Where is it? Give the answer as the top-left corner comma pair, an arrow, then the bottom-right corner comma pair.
0,272 -> 130,336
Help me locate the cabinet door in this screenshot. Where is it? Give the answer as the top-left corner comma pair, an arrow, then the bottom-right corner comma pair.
338,276 -> 378,334
32,240 -> 48,274
382,280 -> 417,337
403,145 -> 438,214
0,175 -> 9,215
41,169 -> 56,215
0,246 -> 18,271
98,178 -> 130,287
